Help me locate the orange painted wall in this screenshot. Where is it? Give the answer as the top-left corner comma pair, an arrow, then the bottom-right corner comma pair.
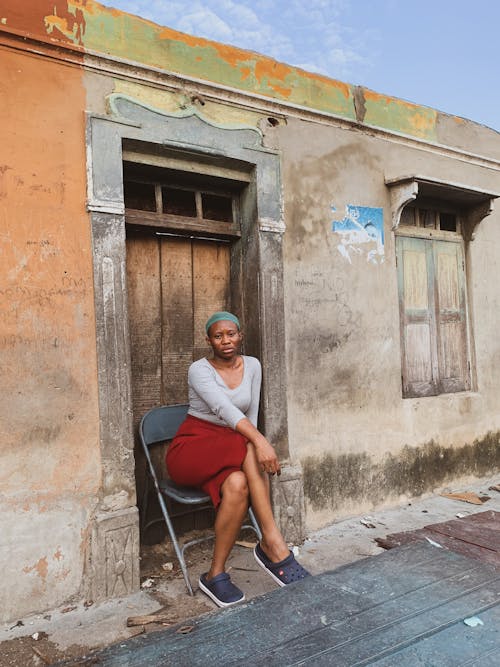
0,47 -> 100,503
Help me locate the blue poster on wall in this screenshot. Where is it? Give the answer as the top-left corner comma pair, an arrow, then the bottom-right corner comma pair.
331,205 -> 384,265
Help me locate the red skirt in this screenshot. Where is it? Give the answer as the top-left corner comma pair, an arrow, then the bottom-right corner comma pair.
165,415 -> 248,509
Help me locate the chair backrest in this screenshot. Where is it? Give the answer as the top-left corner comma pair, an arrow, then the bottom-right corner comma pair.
139,404 -> 189,448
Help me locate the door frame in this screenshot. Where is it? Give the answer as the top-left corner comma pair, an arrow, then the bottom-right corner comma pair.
85,96 -> 301,601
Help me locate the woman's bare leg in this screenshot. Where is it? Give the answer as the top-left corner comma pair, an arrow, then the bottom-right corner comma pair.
242,444 -> 290,562
207,471 -> 249,579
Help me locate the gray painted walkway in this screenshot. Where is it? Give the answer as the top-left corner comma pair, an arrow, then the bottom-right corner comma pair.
60,541 -> 500,666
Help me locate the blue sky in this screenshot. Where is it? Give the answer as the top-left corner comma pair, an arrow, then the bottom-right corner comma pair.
107,0 -> 499,133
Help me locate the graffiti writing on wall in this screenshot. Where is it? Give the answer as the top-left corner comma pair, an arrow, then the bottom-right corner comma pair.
331,205 -> 384,265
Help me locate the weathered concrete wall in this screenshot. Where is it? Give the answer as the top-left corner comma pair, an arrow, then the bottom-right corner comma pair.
0,44 -> 101,620
278,117 -> 500,527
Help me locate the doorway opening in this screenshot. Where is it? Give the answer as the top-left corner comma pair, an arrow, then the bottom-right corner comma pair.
123,157 -> 247,548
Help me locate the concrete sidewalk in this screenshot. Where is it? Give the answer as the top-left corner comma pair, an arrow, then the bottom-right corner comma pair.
2,473 -> 500,666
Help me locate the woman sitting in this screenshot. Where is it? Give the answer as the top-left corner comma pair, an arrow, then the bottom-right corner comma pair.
166,311 -> 310,607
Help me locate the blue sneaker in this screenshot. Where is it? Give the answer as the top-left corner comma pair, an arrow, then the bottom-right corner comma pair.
198,572 -> 245,608
254,543 -> 311,587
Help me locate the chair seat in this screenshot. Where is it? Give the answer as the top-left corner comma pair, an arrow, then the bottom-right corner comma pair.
160,479 -> 211,505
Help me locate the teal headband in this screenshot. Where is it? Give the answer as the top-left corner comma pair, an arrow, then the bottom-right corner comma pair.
205,311 -> 240,334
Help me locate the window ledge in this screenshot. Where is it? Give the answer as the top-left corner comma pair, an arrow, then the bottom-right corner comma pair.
386,175 -> 500,238
402,390 -> 481,403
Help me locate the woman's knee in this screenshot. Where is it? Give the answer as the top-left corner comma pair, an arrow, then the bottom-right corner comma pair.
222,471 -> 249,501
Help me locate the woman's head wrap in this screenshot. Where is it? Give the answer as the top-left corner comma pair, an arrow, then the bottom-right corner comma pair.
205,311 -> 240,334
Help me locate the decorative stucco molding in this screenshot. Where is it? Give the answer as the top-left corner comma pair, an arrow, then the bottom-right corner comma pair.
386,175 -> 500,232
87,201 -> 125,215
87,508 -> 140,603
107,93 -> 263,139
386,179 -> 418,230
258,217 -> 286,233
463,199 -> 495,242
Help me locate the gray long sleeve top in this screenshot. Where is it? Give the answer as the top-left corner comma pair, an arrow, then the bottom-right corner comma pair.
187,356 -> 262,429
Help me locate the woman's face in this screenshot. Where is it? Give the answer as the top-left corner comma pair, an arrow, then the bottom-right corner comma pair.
206,320 -> 243,360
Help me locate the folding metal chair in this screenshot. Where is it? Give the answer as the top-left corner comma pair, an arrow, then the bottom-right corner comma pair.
139,403 -> 262,595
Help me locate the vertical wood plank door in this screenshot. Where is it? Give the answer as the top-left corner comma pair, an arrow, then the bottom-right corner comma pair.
126,231 -> 231,428
433,239 -> 469,393
126,230 -> 230,523
397,235 -> 437,397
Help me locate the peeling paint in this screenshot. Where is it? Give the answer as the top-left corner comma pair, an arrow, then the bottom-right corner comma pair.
44,4 -> 86,46
0,1 -> 449,141
362,89 -> 437,141
23,556 -> 49,580
332,205 -> 384,265
54,567 -> 71,581
1,1 -> 354,123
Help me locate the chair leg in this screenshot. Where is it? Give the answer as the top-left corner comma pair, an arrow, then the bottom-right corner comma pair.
248,507 -> 262,541
141,476 -> 150,534
156,492 -> 195,595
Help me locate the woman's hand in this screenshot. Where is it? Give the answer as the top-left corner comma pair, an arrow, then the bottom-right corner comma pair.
234,418 -> 281,476
254,437 -> 281,476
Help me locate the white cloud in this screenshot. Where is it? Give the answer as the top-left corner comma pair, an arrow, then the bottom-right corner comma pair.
178,8 -> 234,41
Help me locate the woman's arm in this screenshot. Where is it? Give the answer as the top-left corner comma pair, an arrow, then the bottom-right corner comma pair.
246,357 -> 262,427
188,361 -> 247,429
234,417 -> 281,476
190,358 -> 279,474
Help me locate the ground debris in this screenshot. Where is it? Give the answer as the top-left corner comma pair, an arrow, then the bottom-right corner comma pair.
440,491 -> 490,505
9,620 -> 24,630
127,611 -> 176,627
177,625 -> 195,634
31,645 -> 51,664
488,484 -> 500,492
424,537 -> 443,548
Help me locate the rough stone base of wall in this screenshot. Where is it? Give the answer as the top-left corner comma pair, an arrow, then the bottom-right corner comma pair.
85,507 -> 140,603
271,464 -> 306,545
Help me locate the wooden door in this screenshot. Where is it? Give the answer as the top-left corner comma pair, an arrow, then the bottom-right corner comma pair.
127,231 -> 231,423
126,229 -> 231,519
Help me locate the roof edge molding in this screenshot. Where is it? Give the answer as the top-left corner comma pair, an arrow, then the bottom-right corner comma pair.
386,175 -> 500,236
